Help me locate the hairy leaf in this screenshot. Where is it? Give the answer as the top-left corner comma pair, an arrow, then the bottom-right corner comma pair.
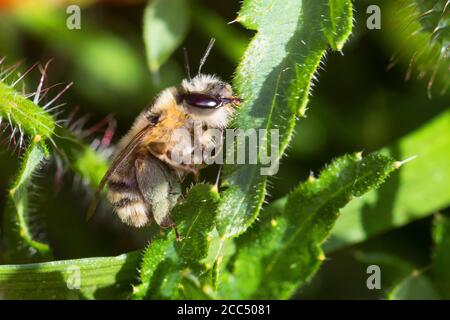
221,153 -> 396,299
133,184 -> 219,299
0,67 -> 109,262
326,110 -> 450,252
216,0 -> 353,239
131,232 -> 176,300
173,184 -> 220,266
2,142 -> 52,263
0,81 -> 55,141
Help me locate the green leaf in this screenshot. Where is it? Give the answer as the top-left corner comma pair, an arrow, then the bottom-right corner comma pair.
131,232 -> 176,300
221,153 -> 396,299
388,270 -> 441,300
2,142 -> 52,263
173,184 -> 220,266
133,184 -> 219,299
178,272 -> 214,300
0,81 -> 55,141
143,0 -> 189,73
0,63 -> 109,258
216,0 -> 353,239
431,214 -> 450,299
0,251 -> 141,299
325,110 -> 450,252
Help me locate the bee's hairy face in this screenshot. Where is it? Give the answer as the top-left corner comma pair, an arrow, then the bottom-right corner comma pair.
179,74 -> 240,128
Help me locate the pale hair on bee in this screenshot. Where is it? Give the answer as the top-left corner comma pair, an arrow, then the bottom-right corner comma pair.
88,39 -> 241,236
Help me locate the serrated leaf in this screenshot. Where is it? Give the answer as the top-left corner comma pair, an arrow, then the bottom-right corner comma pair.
216,0 -> 353,239
173,184 -> 220,266
143,0 -> 189,73
0,251 -> 141,299
220,153 -> 396,299
326,110 -> 450,252
0,81 -> 55,140
431,214 -> 450,299
133,184 -> 219,299
131,232 -> 176,300
2,142 -> 52,263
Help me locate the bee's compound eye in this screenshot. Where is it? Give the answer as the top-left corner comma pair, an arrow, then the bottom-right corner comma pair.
184,93 -> 221,109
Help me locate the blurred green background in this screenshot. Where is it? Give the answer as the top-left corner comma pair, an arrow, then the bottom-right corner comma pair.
0,0 -> 448,299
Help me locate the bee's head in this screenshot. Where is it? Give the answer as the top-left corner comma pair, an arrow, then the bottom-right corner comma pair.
179,74 -> 241,128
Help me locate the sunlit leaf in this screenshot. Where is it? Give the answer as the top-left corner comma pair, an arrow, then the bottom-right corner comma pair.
133,184 -> 219,299
220,153 -> 396,299
0,251 -> 141,299
326,110 -> 450,252
216,0 -> 354,239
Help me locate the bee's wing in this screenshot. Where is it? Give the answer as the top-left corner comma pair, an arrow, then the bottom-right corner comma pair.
135,156 -> 181,228
86,125 -> 153,221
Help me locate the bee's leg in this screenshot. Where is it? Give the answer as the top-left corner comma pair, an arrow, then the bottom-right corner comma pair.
135,156 -> 181,230
155,153 -> 200,176
148,143 -> 199,176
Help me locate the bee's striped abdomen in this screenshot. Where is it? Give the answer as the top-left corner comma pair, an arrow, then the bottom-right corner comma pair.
107,166 -> 151,228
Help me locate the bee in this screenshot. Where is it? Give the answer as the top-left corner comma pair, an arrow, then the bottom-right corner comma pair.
88,39 -> 241,233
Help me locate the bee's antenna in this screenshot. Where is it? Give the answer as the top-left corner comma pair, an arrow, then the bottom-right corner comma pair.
198,38 -> 216,75
183,47 -> 191,81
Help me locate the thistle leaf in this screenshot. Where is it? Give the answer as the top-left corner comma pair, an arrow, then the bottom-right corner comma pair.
133,184 -> 219,299
2,141 -> 52,263
216,0 -> 353,239
326,110 -> 450,252
0,65 -> 109,262
0,81 -> 55,142
220,153 -> 396,299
